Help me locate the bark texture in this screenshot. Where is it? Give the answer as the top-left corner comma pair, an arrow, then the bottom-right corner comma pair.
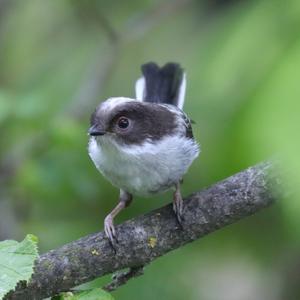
6,161 -> 280,300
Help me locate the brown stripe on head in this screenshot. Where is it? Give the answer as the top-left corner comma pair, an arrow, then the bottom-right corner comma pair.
90,98 -> 178,145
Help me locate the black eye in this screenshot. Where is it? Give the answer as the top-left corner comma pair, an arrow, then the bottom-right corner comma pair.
117,117 -> 130,129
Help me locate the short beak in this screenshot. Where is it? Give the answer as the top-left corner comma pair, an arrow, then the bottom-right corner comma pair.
88,125 -> 106,136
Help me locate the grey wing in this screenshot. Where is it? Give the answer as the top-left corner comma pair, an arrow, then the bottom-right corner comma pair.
159,103 -> 194,139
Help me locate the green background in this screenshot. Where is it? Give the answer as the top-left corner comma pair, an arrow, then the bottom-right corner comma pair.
0,0 -> 299,299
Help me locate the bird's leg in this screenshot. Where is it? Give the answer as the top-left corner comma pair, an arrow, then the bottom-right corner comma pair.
173,182 -> 184,225
104,190 -> 132,248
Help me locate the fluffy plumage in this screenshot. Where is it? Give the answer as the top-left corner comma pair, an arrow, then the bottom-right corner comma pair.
88,62 -> 199,246
88,98 -> 199,196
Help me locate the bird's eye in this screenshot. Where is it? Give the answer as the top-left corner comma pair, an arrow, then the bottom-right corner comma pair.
117,117 -> 130,130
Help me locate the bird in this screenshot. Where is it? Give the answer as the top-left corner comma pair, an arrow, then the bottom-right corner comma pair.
88,62 -> 200,247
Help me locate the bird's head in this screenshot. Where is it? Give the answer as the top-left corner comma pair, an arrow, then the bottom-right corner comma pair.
88,97 -> 179,145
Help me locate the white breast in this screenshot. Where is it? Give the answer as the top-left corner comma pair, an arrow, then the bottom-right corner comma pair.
88,135 -> 199,197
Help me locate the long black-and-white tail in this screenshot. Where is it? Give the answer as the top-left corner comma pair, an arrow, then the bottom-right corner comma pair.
135,62 -> 186,109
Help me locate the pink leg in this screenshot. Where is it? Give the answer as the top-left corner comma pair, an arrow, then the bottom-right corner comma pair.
173,182 -> 184,225
104,190 -> 132,247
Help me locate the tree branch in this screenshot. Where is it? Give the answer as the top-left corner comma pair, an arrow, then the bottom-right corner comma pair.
6,161 -> 281,300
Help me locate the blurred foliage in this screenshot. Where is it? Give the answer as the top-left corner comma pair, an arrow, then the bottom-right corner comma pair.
0,0 -> 300,299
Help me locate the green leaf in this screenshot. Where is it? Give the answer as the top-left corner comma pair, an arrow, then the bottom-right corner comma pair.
0,234 -> 39,299
54,289 -> 114,300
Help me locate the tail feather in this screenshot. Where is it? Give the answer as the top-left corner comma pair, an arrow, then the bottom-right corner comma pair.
135,62 -> 186,109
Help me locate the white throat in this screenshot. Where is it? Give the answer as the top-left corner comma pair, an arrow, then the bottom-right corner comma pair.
88,134 -> 199,197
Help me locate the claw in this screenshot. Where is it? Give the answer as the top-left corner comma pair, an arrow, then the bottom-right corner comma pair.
104,215 -> 118,251
173,183 -> 184,227
173,198 -> 184,226
103,191 -> 133,253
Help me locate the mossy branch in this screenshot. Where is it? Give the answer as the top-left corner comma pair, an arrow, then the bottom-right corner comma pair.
6,162 -> 281,300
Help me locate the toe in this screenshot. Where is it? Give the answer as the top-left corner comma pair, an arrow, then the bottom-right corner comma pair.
104,217 -> 118,249
173,198 -> 184,227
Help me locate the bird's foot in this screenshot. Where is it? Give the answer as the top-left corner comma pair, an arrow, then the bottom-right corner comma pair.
104,214 -> 118,251
173,190 -> 184,227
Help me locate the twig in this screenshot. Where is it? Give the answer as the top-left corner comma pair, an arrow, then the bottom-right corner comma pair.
5,161 -> 282,300
103,265 -> 144,292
